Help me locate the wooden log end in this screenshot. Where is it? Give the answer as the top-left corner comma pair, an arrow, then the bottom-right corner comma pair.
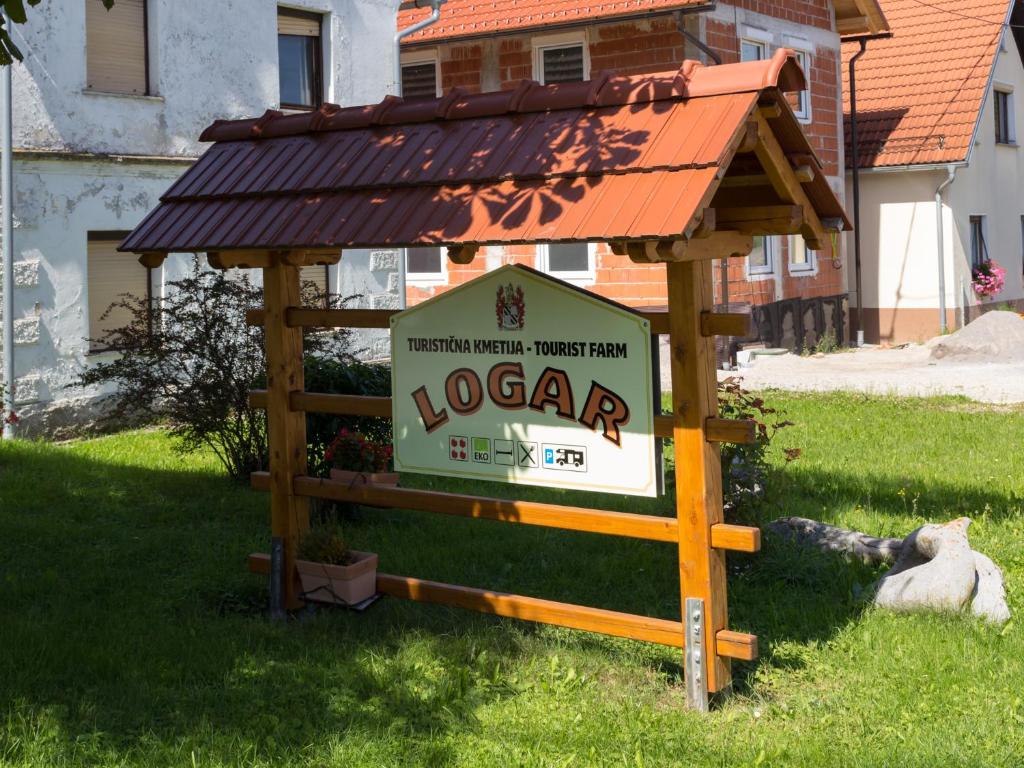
705,417 -> 757,445
716,630 -> 758,661
710,523 -> 761,553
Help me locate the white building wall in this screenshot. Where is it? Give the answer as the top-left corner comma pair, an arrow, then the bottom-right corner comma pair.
3,0 -> 401,435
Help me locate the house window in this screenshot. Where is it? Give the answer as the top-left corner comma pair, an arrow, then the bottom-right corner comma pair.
970,215 -> 988,267
789,235 -> 816,274
747,235 -> 775,276
87,233 -> 151,351
86,0 -> 149,95
278,8 -> 323,110
537,243 -> 593,282
791,49 -> 812,122
740,39 -> 767,62
406,247 -> 445,284
401,59 -> 440,99
995,89 -> 1015,144
535,42 -> 587,84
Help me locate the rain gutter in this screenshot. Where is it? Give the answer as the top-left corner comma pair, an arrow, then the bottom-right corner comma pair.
394,0 -> 447,310
399,4 -> 716,50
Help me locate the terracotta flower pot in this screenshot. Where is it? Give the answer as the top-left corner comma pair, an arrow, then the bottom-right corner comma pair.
329,468 -> 399,487
296,550 -> 379,606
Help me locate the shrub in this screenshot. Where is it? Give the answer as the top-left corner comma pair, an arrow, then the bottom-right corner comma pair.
304,357 -> 392,477
79,258 -> 353,480
297,524 -> 353,565
717,377 -> 799,515
324,428 -> 393,474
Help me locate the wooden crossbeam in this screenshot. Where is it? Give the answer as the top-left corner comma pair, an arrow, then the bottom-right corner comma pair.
624,232 -> 754,264
247,554 -> 758,655
208,249 -> 342,270
245,306 -> 672,335
248,391 -> 755,445
700,311 -> 752,338
251,472 -> 679,542
719,165 -> 814,188
248,473 -> 759,551
716,205 -> 803,235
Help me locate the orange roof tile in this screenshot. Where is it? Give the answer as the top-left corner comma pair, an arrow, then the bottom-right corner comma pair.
398,0 -> 706,44
843,0 -> 1011,168
121,51 -> 848,254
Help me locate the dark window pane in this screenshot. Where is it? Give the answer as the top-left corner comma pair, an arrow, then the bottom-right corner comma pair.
547,243 -> 589,273
279,35 -> 316,107
402,62 -> 438,99
407,247 -> 442,274
542,45 -> 584,84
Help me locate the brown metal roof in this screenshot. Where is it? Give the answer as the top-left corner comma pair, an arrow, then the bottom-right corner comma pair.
121,50 -> 848,254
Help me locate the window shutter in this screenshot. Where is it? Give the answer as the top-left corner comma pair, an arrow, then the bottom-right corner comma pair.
86,0 -> 147,95
402,62 -> 439,100
300,265 -> 329,299
542,45 -> 585,84
88,238 -> 148,350
278,10 -> 321,37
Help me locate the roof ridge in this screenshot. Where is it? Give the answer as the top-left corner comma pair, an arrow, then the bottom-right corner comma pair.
198,49 -> 804,143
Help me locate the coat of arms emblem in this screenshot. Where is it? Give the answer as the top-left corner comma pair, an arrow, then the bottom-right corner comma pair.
496,283 -> 525,330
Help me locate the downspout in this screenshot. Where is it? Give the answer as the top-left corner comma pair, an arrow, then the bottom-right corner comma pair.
674,7 -> 721,66
848,38 -> 867,346
394,0 -> 446,310
934,165 -> 957,335
1,9 -> 14,439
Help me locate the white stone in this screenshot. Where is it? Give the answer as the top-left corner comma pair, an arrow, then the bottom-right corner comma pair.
369,249 -> 400,272
370,293 -> 401,310
14,317 -> 40,346
14,260 -> 40,287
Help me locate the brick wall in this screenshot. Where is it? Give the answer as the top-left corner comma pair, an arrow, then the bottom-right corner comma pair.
407,1 -> 847,314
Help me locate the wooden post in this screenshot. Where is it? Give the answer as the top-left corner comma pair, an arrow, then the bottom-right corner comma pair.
667,259 -> 731,694
263,254 -> 310,610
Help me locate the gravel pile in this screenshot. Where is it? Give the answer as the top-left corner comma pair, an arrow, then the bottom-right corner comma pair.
929,311 -> 1024,362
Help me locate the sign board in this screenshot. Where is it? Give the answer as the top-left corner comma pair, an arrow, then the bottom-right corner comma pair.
391,265 -> 657,497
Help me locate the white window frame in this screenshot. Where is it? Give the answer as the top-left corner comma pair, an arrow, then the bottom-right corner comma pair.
746,236 -> 777,279
788,234 -> 818,276
536,243 -> 595,285
405,246 -> 447,287
994,84 -> 1016,145
790,48 -> 812,123
740,26 -> 771,63
399,48 -> 442,98
532,31 -> 590,85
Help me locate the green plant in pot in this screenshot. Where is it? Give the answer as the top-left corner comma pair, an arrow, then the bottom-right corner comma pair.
325,427 -> 397,489
295,524 -> 378,606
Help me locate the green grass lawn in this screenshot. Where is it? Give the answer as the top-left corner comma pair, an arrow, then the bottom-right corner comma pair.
1,393 -> 1022,767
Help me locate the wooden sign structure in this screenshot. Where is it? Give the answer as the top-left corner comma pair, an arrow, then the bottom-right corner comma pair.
121,51 -> 850,708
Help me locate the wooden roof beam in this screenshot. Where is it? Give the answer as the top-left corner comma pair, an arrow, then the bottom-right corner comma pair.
619,232 -> 753,263
751,112 -> 833,249
207,249 -> 342,270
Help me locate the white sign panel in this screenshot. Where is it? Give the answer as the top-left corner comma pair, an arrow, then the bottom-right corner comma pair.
391,265 -> 657,497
